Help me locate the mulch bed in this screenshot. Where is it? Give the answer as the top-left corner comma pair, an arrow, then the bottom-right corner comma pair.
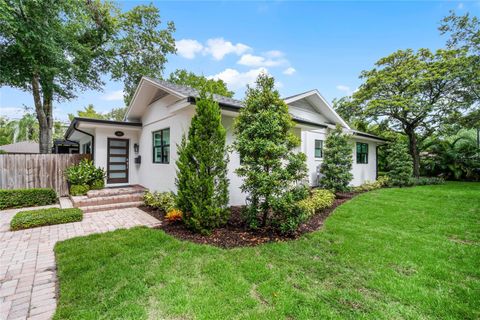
140,192 -> 358,249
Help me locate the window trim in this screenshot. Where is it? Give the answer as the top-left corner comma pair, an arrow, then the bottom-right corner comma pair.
314,139 -> 323,159
356,142 -> 369,164
152,128 -> 170,164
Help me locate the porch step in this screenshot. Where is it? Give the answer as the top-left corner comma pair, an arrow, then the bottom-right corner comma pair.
86,185 -> 146,198
70,185 -> 147,213
81,201 -> 144,213
72,192 -> 145,208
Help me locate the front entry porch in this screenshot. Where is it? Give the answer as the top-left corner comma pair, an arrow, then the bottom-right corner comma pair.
70,185 -> 146,213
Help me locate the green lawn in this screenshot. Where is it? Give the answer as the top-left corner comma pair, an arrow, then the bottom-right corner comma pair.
54,182 -> 480,319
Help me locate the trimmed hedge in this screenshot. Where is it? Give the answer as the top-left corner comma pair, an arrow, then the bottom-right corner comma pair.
0,188 -> 57,210
10,207 -> 83,231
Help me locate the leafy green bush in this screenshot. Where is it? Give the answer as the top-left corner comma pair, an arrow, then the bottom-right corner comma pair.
298,189 -> 336,217
10,207 -> 83,230
65,159 -> 105,192
320,125 -> 353,192
90,179 -> 105,190
143,191 -> 176,212
270,192 -> 308,234
0,188 -> 57,210
70,185 -> 90,196
233,74 -> 307,230
352,176 -> 390,192
409,177 -> 445,186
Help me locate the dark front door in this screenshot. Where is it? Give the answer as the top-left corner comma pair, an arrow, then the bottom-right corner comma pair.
107,138 -> 129,184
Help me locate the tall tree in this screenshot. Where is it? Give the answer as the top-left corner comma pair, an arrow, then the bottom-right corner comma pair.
105,107 -> 128,121
351,48 -> 473,176
0,1 -> 175,153
234,74 -> 307,228
168,69 -> 234,97
176,90 -> 230,234
68,105 -> 106,121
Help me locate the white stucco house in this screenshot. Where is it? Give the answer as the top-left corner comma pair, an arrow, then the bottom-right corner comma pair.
65,77 -> 386,205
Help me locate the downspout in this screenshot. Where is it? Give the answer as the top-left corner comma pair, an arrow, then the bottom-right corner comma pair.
73,122 -> 95,161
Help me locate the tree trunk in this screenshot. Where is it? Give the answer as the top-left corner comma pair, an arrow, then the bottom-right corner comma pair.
32,75 -> 53,153
405,127 -> 420,177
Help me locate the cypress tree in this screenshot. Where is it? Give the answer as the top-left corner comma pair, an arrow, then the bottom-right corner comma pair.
320,125 -> 353,192
175,90 -> 229,234
386,140 -> 413,186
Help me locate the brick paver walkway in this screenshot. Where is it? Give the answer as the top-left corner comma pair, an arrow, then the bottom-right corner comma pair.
0,207 -> 160,320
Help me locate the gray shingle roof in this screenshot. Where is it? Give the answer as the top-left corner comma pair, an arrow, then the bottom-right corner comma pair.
142,77 -> 385,140
144,77 -> 243,108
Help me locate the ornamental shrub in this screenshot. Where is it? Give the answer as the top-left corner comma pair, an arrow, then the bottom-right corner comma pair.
90,179 -> 105,190
69,184 -> 90,196
409,176 -> 445,186
320,125 -> 353,192
10,207 -> 83,230
352,176 -> 390,192
234,74 -> 307,230
143,191 -> 176,212
386,140 -> 413,187
165,209 -> 183,222
65,159 -> 105,190
176,89 -> 230,235
298,189 -> 335,217
0,188 -> 57,209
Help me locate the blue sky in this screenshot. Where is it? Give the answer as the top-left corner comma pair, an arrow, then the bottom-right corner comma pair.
1,0 -> 478,122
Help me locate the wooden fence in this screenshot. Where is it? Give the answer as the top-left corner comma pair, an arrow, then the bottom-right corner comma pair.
0,154 -> 91,196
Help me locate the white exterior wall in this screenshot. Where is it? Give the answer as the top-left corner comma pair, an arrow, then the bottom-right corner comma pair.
83,92 -> 380,204
301,128 -> 328,186
222,115 -> 247,205
136,97 -> 195,193
351,138 -> 378,186
93,127 -> 140,187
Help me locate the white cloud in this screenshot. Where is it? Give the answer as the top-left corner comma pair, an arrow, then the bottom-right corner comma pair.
458,2 -> 464,9
204,38 -> 251,60
175,39 -> 204,59
237,53 -> 287,67
336,85 -> 352,95
0,107 -> 27,119
283,67 -> 296,75
101,90 -> 124,101
209,67 -> 268,91
265,50 -> 284,58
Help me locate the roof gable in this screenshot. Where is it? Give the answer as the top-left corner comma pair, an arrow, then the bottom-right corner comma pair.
284,90 -> 350,129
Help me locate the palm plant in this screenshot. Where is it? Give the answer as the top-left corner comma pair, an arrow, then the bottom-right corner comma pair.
422,129 -> 480,180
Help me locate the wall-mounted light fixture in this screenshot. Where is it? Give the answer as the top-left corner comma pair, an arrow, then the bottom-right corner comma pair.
134,143 -> 139,154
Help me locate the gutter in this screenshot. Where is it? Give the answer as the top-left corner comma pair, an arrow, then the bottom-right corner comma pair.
65,118 -> 95,160
73,122 -> 95,161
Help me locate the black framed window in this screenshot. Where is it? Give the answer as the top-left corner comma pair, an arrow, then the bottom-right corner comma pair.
356,142 -> 368,164
314,140 -> 323,158
153,128 -> 170,164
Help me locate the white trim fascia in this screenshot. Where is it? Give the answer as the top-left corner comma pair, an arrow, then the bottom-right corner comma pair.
166,98 -> 191,114
125,76 -> 188,120
285,90 -> 351,130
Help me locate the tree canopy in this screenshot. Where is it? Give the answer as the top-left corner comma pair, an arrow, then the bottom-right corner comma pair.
168,69 -> 234,97
68,105 -> 127,122
0,1 -> 175,152
350,48 -> 474,176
